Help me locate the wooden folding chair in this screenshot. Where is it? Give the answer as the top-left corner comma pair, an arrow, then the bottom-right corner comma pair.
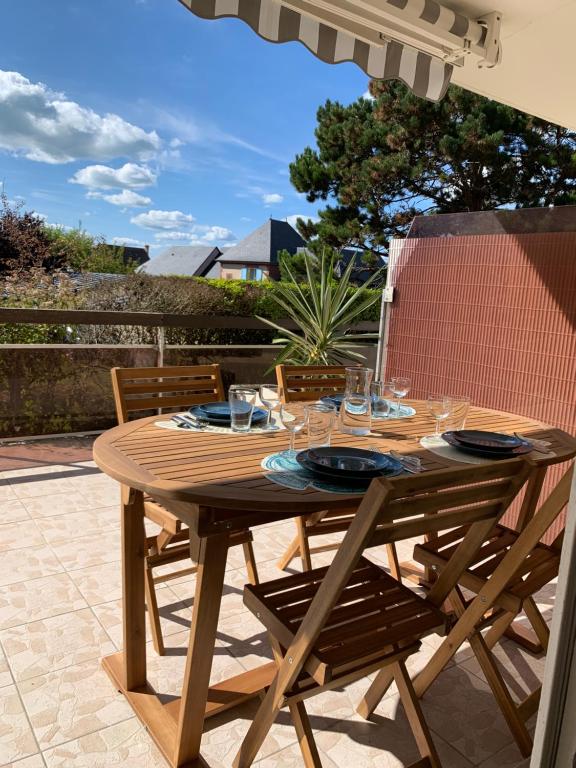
111,364 -> 259,655
276,364 -> 364,572
384,463 -> 574,758
234,458 -> 534,768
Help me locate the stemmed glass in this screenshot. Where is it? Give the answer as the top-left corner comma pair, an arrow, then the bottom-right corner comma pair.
390,376 -> 411,417
427,394 -> 452,436
279,403 -> 308,458
259,384 -> 280,431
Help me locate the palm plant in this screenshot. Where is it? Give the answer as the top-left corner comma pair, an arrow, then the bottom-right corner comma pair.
259,250 -> 383,366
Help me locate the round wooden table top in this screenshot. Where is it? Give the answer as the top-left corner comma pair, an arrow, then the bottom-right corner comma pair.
93,401 -> 573,518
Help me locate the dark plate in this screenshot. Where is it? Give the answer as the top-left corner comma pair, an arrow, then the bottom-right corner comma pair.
297,453 -> 404,482
320,393 -> 344,411
449,430 -> 525,451
299,447 -> 403,478
443,431 -> 533,458
190,403 -> 267,425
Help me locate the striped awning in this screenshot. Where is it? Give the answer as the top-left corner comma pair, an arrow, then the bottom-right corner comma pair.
178,0 -> 494,101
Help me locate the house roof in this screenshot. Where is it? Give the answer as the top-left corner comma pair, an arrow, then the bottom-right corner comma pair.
217,219 -> 305,265
138,246 -> 221,276
103,244 -> 149,266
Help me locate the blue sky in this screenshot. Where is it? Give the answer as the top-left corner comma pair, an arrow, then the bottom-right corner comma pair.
0,0 -> 369,254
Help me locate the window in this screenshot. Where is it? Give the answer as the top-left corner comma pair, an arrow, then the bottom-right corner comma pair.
241,267 -> 264,281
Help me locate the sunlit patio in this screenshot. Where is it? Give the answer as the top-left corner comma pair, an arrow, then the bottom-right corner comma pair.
0,437 -> 551,767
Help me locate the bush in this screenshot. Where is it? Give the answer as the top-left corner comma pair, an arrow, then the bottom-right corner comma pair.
0,273 -> 381,345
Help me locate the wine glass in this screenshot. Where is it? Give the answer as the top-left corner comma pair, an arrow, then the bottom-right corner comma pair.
259,384 -> 280,431
427,394 -> 452,436
390,376 -> 411,417
279,403 -> 308,458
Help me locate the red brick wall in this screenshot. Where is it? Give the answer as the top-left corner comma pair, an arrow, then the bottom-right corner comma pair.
384,231 -> 576,536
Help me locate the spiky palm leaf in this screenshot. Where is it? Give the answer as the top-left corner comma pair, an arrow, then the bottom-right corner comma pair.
259,251 -> 383,367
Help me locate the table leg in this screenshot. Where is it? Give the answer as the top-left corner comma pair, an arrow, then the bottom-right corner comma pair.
174,532 -> 230,766
121,486 -> 147,690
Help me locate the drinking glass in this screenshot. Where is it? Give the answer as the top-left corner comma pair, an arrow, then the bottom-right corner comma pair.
228,387 -> 257,432
280,403 -> 308,457
446,396 -> 471,431
259,384 -> 280,431
390,376 -> 411,417
306,403 -> 335,449
370,381 -> 391,419
427,394 -> 452,436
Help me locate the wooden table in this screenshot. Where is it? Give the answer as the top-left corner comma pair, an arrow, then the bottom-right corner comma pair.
93,402 -> 575,768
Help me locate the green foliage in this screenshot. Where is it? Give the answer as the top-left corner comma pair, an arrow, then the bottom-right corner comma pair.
290,82 -> 576,253
0,273 -> 381,345
0,193 -> 63,275
43,226 -> 137,274
258,250 -> 383,366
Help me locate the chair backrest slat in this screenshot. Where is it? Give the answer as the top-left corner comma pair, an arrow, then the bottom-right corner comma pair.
267,458 -> 535,700
276,364 -> 349,402
111,364 -> 225,423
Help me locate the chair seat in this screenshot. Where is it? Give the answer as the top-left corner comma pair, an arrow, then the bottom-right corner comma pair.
414,524 -> 561,606
244,556 -> 447,685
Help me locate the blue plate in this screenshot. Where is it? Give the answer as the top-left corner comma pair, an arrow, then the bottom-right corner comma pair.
451,430 -> 523,451
297,447 -> 404,480
442,432 -> 533,458
190,402 -> 267,425
320,393 -> 345,410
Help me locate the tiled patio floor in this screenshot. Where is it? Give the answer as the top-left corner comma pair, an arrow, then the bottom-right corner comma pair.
0,440 -> 549,767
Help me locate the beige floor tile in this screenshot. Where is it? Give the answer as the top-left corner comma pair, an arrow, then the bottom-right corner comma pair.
0,645 -> 12,689
21,493 -> 96,520
41,719 -> 166,767
10,477 -> 78,500
254,741 -> 338,767
76,480 -> 121,509
415,664 -> 517,765
0,521 -> 45,553
0,573 -> 87,631
145,629 -> 248,698
0,684 -> 38,765
459,638 -> 546,705
19,659 -> 132,750
67,562 -> 122,606
477,740 -> 531,768
313,691 -> 474,768
92,588 -> 189,649
199,699 -> 300,766
49,529 -> 121,572
0,480 -> 18,502
0,546 -> 64,588
216,608 -> 274,671
168,565 -> 250,618
0,499 -> 29,525
0,608 -> 115,682
8,755 -> 46,767
33,507 -> 119,546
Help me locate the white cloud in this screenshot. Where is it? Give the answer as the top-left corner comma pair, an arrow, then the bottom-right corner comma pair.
152,107 -> 286,163
153,225 -> 234,246
0,70 -> 161,164
131,209 -> 196,230
89,189 -> 152,207
263,193 -> 283,205
111,237 -> 146,246
362,89 -> 375,101
70,163 -> 157,190
286,213 -> 317,229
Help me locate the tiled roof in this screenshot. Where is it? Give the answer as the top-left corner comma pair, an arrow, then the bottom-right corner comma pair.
139,246 -> 221,276
217,219 -> 305,265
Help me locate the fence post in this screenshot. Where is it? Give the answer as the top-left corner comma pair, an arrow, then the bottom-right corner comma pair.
157,326 -> 165,368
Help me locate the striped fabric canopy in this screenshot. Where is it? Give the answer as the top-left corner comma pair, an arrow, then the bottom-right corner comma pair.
178,0 -> 474,101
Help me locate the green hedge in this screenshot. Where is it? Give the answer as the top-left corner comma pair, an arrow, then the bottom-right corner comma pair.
0,274 -> 382,345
